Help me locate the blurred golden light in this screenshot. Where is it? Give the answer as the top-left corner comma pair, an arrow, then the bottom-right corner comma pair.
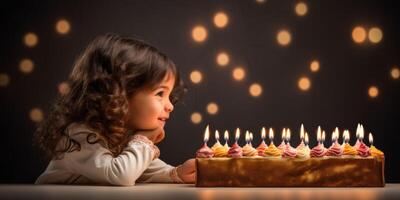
368,27 -> 383,44
30,108 -> 44,123
190,70 -> 203,84
19,58 -> 34,74
310,60 -> 320,72
56,19 -> 71,35
232,67 -> 245,81
191,112 -> 202,124
58,82 -> 71,96
0,73 -> 10,87
295,2 -> 308,16
390,67 -> 400,79
214,12 -> 229,28
277,30 -> 291,46
216,52 -> 230,67
368,86 -> 379,98
298,76 -> 311,91
206,102 -> 219,115
255,0 -> 266,4
24,32 -> 38,47
352,26 -> 367,43
249,83 -> 262,97
192,25 -> 208,43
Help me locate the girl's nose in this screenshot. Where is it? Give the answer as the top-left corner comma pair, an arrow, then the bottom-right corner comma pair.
165,99 -> 174,113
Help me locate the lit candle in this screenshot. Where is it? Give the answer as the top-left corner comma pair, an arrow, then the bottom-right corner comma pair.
215,130 -> 220,144
332,127 -> 339,143
322,130 -> 326,144
317,126 -> 322,144
343,130 -> 350,144
369,133 -> 374,147
282,128 -> 286,143
356,123 -> 360,140
359,125 -> 364,141
300,124 -> 305,142
235,128 -> 240,144
269,128 -> 274,145
203,125 -> 210,145
245,131 -> 250,145
261,127 -> 266,142
305,132 -> 309,146
286,128 -> 291,144
250,132 -> 254,146
224,130 -> 229,146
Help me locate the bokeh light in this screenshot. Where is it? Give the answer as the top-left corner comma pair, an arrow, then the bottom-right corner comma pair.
368,27 -> 383,44
298,76 -> 311,91
191,112 -> 202,124
190,70 -> 203,84
55,19 -> 71,35
368,86 -> 379,98
0,73 -> 10,87
192,25 -> 208,43
213,12 -> 229,28
310,60 -> 320,72
295,2 -> 308,16
58,82 -> 71,96
352,26 -> 367,43
29,108 -> 44,123
232,67 -> 245,81
277,30 -> 291,46
390,67 -> 400,80
23,32 -> 38,47
19,58 -> 34,74
206,102 -> 219,115
249,83 -> 262,97
216,52 -> 230,67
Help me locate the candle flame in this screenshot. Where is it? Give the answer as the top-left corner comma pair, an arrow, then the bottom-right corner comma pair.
245,131 -> 249,143
305,132 -> 309,145
369,133 -> 373,145
235,128 -> 240,141
269,128 -> 274,140
261,127 -> 266,140
286,128 -> 291,141
360,125 -> 364,139
343,130 -> 350,143
250,132 -> 254,142
224,130 -> 229,140
322,130 -> 326,142
215,130 -> 220,141
356,123 -> 360,139
317,126 -> 322,142
204,125 -> 210,143
300,124 -> 305,140
282,128 -> 286,140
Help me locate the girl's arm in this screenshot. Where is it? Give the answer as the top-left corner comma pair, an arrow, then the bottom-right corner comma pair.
136,158 -> 183,183
63,132 -> 158,186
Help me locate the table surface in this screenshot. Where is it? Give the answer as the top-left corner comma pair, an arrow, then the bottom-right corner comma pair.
0,183 -> 399,200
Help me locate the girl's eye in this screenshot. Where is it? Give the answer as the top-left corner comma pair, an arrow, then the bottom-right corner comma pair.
156,91 -> 164,97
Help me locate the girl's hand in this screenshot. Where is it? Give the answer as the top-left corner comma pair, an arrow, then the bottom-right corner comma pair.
133,127 -> 165,144
176,159 -> 196,183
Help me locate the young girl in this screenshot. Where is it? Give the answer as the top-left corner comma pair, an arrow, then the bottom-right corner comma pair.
34,34 -> 195,186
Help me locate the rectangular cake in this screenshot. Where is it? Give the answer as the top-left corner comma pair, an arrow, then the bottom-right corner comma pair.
195,157 -> 385,187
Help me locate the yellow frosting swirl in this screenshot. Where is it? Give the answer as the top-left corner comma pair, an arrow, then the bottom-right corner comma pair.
211,142 -> 222,151
343,143 -> 358,156
370,145 -> 384,158
242,144 -> 258,157
214,143 -> 229,157
264,143 -> 282,157
296,145 -> 310,159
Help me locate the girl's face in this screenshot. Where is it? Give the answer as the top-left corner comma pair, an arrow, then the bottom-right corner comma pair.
124,72 -> 175,131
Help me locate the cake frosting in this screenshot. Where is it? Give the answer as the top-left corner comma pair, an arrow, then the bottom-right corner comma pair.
370,145 -> 384,158
326,142 -> 343,156
256,141 -> 267,156
277,141 -> 286,152
264,143 -> 282,157
296,145 -> 310,159
242,144 -> 258,157
214,144 -> 229,157
211,142 -> 222,151
196,143 -> 214,158
310,143 -> 326,157
228,143 -> 243,158
282,143 -> 297,158
357,141 -> 371,157
343,143 -> 358,156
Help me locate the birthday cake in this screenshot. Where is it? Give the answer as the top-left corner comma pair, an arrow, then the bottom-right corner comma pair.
195,125 -> 385,187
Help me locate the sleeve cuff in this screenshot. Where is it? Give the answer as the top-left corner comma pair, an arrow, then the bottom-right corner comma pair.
130,134 -> 160,160
170,165 -> 184,183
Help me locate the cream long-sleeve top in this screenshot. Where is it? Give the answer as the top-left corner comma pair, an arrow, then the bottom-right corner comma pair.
35,123 -> 183,186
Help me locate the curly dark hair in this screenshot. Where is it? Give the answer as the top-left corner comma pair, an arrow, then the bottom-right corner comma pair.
34,34 -> 186,159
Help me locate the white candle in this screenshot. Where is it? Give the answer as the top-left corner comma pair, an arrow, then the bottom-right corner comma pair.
224,130 -> 229,146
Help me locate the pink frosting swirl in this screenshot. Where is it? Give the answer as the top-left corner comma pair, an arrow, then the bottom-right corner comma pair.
196,144 -> 214,158
296,141 -> 306,150
256,141 -> 268,156
277,141 -> 286,152
326,142 -> 343,156
310,143 -> 326,157
357,141 -> 371,157
228,143 -> 243,158
282,143 -> 297,158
